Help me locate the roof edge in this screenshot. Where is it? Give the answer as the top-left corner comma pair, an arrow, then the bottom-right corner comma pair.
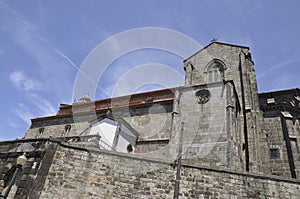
184,41 -> 250,62
259,88 -> 300,96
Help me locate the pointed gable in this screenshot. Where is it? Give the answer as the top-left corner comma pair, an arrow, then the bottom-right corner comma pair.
183,41 -> 251,86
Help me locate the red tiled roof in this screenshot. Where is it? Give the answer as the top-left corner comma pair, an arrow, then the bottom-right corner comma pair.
31,88 -> 176,122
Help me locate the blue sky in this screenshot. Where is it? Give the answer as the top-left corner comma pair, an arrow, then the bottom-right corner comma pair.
0,0 -> 299,141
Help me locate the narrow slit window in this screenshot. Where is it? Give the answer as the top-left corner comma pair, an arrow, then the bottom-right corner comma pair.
214,69 -> 219,81
208,71 -> 213,82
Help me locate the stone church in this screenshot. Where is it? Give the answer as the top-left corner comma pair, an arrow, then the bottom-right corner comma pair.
1,41 -> 300,198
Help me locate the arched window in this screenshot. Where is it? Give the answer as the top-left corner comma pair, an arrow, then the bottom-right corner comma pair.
206,60 -> 225,83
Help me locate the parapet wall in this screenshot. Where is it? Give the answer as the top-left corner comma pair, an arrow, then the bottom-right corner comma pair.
39,143 -> 300,199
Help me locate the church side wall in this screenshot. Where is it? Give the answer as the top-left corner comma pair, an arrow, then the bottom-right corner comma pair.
260,116 -> 291,177
25,122 -> 90,139
25,102 -> 174,154
124,113 -> 172,141
184,43 -> 262,172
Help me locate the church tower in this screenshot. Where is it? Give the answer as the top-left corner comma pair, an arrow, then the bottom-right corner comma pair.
174,41 -> 261,171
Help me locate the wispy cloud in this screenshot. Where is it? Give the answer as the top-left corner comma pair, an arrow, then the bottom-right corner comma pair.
14,94 -> 57,125
28,93 -> 57,116
35,34 -> 80,71
9,70 -> 42,91
1,3 -> 74,88
8,120 -> 22,128
15,103 -> 34,126
257,60 -> 295,80
54,49 -> 78,70
1,3 -> 69,127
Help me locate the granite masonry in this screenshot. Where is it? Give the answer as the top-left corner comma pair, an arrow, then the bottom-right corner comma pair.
1,41 -> 299,198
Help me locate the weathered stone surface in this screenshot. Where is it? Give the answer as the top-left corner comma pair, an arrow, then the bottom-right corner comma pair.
38,144 -> 300,198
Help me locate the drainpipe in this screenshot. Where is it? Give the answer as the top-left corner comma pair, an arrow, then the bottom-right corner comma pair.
173,122 -> 184,199
170,89 -> 181,141
280,115 -> 297,178
239,52 -> 250,171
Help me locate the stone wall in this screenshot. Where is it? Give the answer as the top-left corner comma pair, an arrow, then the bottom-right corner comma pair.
183,42 -> 251,102
261,116 -> 291,177
39,143 -> 300,199
259,89 -> 300,179
40,144 -> 176,198
25,101 -> 174,155
1,137 -> 300,198
173,82 -> 243,170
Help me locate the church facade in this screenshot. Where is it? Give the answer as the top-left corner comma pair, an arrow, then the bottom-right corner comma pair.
1,42 -> 300,198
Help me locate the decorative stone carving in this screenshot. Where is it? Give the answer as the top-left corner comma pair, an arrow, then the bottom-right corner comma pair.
195,89 -> 210,104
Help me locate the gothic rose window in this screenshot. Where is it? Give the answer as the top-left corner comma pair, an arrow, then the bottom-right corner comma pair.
195,89 -> 210,104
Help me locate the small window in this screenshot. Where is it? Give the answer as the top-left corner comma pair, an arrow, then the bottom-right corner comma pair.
267,98 -> 275,104
270,148 -> 280,159
65,125 -> 71,136
37,128 -> 44,138
39,128 -> 44,134
127,144 -> 133,153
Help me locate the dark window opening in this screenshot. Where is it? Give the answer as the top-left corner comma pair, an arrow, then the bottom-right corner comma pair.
37,128 -> 44,138
65,125 -> 71,136
270,148 -> 280,159
127,144 -> 133,153
39,128 -> 44,134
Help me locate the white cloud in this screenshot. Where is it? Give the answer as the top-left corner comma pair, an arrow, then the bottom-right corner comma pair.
257,59 -> 295,80
9,70 -> 42,91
